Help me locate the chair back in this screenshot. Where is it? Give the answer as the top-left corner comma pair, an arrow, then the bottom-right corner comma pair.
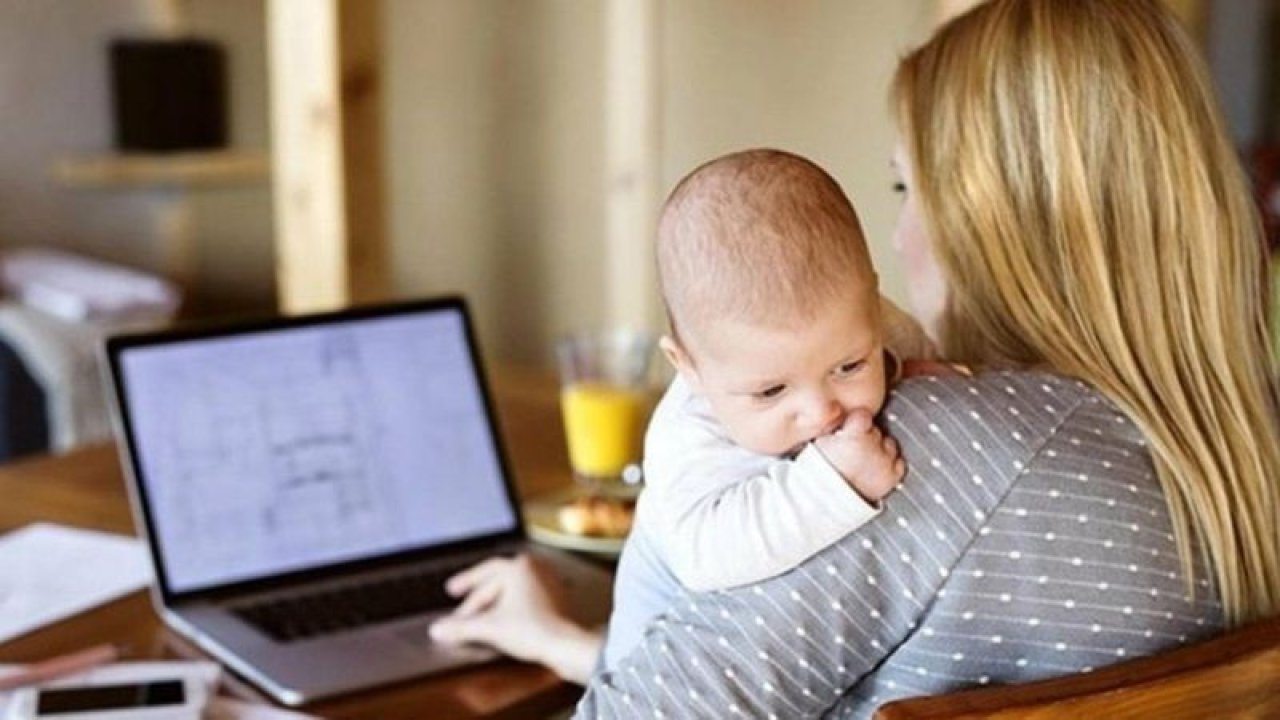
874,613 -> 1280,719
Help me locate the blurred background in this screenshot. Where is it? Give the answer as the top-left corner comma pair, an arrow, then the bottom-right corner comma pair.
0,0 -> 1274,460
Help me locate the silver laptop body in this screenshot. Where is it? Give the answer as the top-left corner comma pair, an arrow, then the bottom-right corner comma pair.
105,296 -> 610,706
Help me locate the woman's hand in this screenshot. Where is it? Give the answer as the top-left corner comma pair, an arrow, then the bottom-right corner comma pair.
428,553 -> 603,685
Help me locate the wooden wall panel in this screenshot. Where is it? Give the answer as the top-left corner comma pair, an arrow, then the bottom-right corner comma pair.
268,0 -> 387,314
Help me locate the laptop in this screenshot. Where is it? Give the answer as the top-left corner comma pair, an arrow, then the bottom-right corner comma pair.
104,296 -> 612,706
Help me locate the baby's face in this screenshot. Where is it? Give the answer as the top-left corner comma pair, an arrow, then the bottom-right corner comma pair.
681,290 -> 887,457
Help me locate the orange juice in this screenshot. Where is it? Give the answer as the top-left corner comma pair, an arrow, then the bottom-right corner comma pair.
560,381 -> 648,478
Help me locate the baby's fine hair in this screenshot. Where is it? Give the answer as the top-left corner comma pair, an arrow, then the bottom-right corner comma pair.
657,148 -> 874,350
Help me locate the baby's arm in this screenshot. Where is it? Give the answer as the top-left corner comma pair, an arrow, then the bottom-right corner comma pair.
645,381 -> 901,593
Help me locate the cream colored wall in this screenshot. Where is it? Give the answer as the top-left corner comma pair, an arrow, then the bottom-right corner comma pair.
387,0 -> 607,366
0,1 -> 163,269
386,0 -> 933,367
184,0 -> 276,313
0,1 -> 274,315
660,0 -> 933,317
0,1 -> 1232,360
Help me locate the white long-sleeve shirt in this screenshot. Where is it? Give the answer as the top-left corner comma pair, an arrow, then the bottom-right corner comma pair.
638,376 -> 880,592
637,297 -> 934,592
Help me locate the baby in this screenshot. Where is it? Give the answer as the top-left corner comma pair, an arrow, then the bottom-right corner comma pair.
428,148 -> 937,676
636,148 -> 933,594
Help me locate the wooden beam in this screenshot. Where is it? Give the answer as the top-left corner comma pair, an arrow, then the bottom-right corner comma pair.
267,0 -> 387,314
605,0 -> 663,334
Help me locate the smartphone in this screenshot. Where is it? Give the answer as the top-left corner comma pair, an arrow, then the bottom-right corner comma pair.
6,679 -> 204,720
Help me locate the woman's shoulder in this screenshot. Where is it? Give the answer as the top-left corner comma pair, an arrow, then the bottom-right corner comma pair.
886,369 -> 1145,472
889,369 -> 1112,428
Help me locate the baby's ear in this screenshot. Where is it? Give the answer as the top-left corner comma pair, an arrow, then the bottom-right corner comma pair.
659,335 -> 702,392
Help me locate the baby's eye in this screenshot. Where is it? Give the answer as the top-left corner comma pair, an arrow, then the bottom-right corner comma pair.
891,181 -> 907,195
834,361 -> 864,378
754,385 -> 786,400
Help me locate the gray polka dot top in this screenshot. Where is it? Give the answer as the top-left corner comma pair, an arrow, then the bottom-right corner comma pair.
574,370 -> 1224,719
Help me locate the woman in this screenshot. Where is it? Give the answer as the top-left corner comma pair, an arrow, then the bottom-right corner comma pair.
435,1 -> 1280,716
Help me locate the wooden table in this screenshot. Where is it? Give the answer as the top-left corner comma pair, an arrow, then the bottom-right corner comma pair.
0,366 -> 591,720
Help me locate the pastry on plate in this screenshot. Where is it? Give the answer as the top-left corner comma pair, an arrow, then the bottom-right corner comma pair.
558,495 -> 635,538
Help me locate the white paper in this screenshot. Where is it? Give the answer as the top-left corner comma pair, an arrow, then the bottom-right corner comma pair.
0,523 -> 153,644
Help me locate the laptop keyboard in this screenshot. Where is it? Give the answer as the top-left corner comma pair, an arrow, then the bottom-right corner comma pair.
233,562 -> 467,643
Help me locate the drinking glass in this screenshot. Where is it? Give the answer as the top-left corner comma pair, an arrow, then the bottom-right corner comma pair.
555,329 -> 655,497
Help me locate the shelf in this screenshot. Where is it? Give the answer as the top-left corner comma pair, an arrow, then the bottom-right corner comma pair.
52,150 -> 270,189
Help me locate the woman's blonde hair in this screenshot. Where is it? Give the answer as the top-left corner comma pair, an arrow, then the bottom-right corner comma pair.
893,0 -> 1280,625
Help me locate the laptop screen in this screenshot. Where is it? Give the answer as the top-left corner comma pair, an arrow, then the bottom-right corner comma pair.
112,302 -> 519,594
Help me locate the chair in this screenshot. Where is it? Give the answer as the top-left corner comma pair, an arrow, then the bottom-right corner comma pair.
874,613 -> 1280,719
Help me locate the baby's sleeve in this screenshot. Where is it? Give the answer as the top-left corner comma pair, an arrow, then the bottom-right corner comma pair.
644,380 -> 880,592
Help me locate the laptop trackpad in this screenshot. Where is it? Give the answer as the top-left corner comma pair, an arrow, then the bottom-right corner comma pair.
385,619 -> 497,663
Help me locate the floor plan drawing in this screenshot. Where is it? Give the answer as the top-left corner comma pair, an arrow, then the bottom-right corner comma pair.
149,331 -> 397,573
119,309 -> 517,593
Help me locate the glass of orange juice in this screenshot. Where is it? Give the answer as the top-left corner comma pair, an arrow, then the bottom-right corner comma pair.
555,329 -> 655,497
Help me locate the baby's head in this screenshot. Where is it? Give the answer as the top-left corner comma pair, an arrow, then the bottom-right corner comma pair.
657,149 -> 888,456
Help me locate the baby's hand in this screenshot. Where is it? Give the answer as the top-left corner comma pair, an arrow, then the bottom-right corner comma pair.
812,409 -> 904,503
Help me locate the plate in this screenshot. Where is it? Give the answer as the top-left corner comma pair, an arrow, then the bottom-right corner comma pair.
523,487 -> 630,558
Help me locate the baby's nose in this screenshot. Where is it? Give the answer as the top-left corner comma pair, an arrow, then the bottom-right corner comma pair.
806,397 -> 844,435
